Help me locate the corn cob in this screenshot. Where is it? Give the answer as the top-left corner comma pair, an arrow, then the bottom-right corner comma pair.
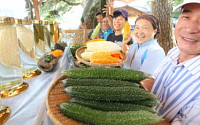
91,23 -> 101,39
123,21 -> 130,40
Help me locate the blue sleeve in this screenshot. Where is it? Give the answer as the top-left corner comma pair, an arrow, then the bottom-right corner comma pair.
139,49 -> 165,75
104,28 -> 113,40
171,96 -> 200,125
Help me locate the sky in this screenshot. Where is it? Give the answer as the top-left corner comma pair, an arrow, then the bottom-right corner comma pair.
0,0 -> 150,29
0,0 -> 27,18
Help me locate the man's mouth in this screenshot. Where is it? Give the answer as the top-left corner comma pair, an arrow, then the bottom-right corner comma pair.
183,37 -> 199,42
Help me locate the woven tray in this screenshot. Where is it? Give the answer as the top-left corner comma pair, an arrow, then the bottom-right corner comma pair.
76,47 -> 127,67
46,76 -> 84,125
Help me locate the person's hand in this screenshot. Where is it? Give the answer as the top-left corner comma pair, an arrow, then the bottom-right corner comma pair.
150,120 -> 171,125
102,4 -> 109,17
121,43 -> 129,54
80,21 -> 86,29
140,78 -> 154,92
123,32 -> 132,44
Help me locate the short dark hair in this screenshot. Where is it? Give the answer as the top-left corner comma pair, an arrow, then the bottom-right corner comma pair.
113,12 -> 128,21
135,15 -> 160,38
95,12 -> 101,16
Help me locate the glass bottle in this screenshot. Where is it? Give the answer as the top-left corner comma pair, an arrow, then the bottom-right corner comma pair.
0,16 -> 21,124
15,19 -> 41,79
33,20 -> 45,60
49,21 -> 55,49
43,20 -> 51,53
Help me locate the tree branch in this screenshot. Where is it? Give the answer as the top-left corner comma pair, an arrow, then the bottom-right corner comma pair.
61,0 -> 80,6
38,0 -> 44,5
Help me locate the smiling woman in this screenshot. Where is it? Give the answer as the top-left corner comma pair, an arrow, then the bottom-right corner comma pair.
0,0 -> 26,18
123,14 -> 165,75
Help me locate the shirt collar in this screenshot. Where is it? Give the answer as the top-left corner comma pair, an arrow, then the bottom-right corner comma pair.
184,55 -> 200,78
169,47 -> 200,78
106,28 -> 112,32
136,39 -> 157,48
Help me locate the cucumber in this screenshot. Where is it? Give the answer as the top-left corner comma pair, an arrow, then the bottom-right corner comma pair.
69,98 -> 157,113
61,78 -> 140,87
62,86 -> 157,102
101,0 -> 106,18
62,67 -> 149,83
59,102 -> 163,125
133,99 -> 161,107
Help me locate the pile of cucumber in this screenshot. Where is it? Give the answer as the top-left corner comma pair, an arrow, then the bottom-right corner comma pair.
59,67 -> 163,125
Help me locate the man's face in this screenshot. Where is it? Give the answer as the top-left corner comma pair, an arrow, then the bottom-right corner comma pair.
102,17 -> 111,31
175,3 -> 200,55
96,14 -> 103,24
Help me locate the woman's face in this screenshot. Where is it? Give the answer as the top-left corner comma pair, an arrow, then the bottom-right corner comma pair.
133,19 -> 157,45
113,15 -> 126,31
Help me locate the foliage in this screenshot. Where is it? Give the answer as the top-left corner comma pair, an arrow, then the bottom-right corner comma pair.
39,0 -> 81,21
173,0 -> 184,18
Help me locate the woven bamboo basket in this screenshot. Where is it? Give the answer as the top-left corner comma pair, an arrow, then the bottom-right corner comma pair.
76,47 -> 127,67
46,75 -> 84,125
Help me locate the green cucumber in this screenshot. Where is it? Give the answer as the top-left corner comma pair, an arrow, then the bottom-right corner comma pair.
62,86 -> 157,102
59,102 -> 163,125
61,78 -> 140,87
62,67 -> 149,83
69,98 -> 157,113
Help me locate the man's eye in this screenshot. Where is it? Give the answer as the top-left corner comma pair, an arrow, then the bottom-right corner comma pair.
181,15 -> 189,19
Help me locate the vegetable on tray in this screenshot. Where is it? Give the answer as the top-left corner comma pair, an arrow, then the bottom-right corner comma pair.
59,68 -> 162,125
59,102 -> 163,125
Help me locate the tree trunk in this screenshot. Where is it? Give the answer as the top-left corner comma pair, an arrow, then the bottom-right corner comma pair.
32,0 -> 43,20
25,0 -> 34,19
151,0 -> 175,54
82,0 -> 101,29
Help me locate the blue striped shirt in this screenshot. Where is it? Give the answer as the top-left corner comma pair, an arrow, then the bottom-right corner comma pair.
151,47 -> 200,124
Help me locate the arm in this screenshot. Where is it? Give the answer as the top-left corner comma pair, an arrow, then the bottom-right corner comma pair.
102,4 -> 114,31
121,32 -> 132,53
80,21 -> 87,29
140,78 -> 154,92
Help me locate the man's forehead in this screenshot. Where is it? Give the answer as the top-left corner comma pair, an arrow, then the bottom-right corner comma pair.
181,3 -> 200,13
